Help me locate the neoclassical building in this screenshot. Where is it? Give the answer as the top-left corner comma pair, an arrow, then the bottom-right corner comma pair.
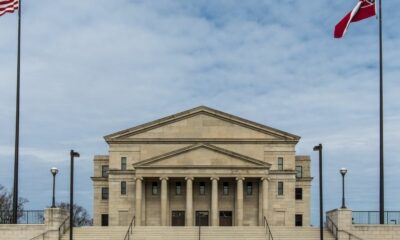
91,106 -> 312,227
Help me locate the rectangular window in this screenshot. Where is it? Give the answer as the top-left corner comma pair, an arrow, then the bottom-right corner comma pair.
223,182 -> 229,195
199,182 -> 205,195
101,187 -> 109,200
121,181 -> 127,195
278,182 -> 284,196
152,182 -> 158,195
176,182 -> 182,195
296,166 -> 303,178
121,157 -> 127,170
295,214 -> 303,226
278,157 -> 284,170
101,165 -> 109,177
246,182 -> 253,195
295,188 -> 303,200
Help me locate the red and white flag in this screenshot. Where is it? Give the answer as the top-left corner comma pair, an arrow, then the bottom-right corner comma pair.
334,0 -> 376,38
0,0 -> 18,17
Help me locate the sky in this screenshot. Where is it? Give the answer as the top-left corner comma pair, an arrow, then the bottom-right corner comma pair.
0,0 -> 399,226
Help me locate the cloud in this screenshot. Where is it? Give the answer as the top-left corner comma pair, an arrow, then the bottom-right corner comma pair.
0,0 -> 399,225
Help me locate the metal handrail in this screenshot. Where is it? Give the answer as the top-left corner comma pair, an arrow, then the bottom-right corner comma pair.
29,216 -> 70,240
123,215 -> 135,240
326,216 -> 364,240
58,216 -> 70,240
263,216 -> 273,240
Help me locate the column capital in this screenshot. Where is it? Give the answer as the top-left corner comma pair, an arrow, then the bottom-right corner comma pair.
159,177 -> 169,181
235,177 -> 245,181
210,177 -> 219,181
261,177 -> 270,181
135,177 -> 143,181
185,177 -> 194,181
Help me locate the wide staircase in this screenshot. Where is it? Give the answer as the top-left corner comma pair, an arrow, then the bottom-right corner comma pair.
60,226 -> 127,240
133,226 -> 265,240
61,226 -> 335,240
270,226 -> 335,240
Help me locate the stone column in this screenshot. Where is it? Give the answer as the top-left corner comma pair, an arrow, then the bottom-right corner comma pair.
135,177 -> 143,226
185,177 -> 194,226
261,177 -> 269,221
211,177 -> 219,226
236,177 -> 244,226
160,177 -> 169,226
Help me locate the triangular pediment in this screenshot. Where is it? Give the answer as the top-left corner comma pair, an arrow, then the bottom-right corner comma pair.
133,144 -> 271,169
105,106 -> 299,142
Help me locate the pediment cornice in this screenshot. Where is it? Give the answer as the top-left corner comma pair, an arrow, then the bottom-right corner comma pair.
104,106 -> 300,143
133,143 -> 271,169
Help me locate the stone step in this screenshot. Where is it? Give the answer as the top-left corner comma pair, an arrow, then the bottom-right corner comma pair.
60,226 -> 336,240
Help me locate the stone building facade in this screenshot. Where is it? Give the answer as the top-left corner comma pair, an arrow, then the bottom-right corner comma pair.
91,106 -> 312,227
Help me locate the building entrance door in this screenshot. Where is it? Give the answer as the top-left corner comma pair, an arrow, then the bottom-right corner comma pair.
219,211 -> 232,226
195,211 -> 209,226
101,214 -> 109,226
171,211 -> 185,226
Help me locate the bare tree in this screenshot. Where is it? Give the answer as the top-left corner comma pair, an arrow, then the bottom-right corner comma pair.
55,202 -> 92,226
0,184 -> 28,223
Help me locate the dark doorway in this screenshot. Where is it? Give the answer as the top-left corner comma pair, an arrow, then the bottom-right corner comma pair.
195,211 -> 209,226
172,211 -> 185,226
101,214 -> 109,226
219,211 -> 232,226
295,214 -> 303,226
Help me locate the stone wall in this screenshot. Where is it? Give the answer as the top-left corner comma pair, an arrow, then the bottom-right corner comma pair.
0,208 -> 68,240
327,208 -> 400,240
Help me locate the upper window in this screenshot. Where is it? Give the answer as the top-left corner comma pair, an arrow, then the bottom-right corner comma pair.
199,182 -> 205,195
121,157 -> 127,170
278,157 -> 284,170
176,182 -> 182,195
121,181 -> 127,195
152,182 -> 158,195
278,182 -> 284,196
296,166 -> 303,178
246,182 -> 253,195
223,182 -> 229,195
295,188 -> 303,200
101,187 -> 109,200
101,165 -> 109,177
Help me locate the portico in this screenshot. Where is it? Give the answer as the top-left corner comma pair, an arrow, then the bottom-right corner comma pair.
133,176 -> 269,226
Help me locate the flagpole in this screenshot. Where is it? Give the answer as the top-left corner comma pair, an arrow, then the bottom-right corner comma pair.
12,0 -> 21,224
378,0 -> 384,225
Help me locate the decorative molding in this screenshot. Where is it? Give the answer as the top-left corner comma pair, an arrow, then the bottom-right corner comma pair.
132,143 -> 271,169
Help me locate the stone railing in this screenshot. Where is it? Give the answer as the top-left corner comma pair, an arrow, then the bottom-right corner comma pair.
326,208 -> 400,240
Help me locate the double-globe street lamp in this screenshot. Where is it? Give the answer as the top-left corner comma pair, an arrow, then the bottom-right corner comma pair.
50,167 -> 59,208
340,168 -> 348,209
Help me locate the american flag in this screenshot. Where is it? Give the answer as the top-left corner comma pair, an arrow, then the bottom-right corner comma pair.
0,0 -> 18,17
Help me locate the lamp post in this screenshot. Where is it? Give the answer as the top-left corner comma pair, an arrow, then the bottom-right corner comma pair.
70,150 -> 80,240
340,168 -> 348,209
50,167 -> 59,208
313,143 -> 323,240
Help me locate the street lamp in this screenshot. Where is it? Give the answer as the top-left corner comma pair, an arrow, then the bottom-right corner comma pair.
70,150 -> 80,240
50,167 -> 59,208
313,144 -> 323,240
340,168 -> 348,209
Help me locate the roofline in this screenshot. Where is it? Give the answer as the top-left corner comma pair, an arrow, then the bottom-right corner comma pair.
133,143 -> 271,168
104,106 -> 300,142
